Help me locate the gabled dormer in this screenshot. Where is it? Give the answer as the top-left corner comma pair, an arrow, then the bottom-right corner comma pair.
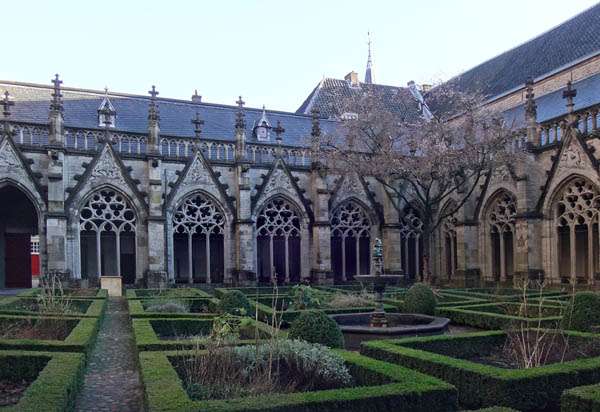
253,105 -> 271,141
97,88 -> 116,128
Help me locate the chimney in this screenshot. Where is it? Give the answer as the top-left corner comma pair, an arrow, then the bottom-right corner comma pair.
191,90 -> 202,103
344,71 -> 359,87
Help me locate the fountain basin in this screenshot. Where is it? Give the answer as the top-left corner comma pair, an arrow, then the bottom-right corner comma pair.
329,312 -> 450,350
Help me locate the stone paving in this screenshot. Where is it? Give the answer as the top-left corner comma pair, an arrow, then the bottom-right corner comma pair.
75,297 -> 144,412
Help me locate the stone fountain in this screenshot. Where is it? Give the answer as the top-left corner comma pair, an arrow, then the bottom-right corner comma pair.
354,238 -> 401,327
329,238 -> 450,349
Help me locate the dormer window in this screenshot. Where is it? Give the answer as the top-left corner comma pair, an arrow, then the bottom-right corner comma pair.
97,88 -> 116,128
341,112 -> 358,121
253,105 -> 272,141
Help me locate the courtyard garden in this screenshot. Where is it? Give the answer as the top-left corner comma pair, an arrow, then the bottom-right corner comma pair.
1,280 -> 599,411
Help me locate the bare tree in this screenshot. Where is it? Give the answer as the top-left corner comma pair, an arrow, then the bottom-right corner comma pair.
318,84 -> 522,282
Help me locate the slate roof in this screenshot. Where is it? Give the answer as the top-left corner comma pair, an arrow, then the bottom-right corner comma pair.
439,3 -> 600,102
503,71 -> 600,126
0,81 -> 339,148
296,78 -> 423,121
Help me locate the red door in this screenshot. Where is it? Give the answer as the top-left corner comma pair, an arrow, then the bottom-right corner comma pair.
5,233 -> 32,288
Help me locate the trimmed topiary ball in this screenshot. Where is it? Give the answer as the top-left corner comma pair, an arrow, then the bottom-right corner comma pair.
218,290 -> 251,316
561,291 -> 600,332
403,282 -> 437,315
288,310 -> 345,349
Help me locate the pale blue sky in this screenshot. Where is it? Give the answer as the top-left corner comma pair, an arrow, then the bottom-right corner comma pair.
2,0 -> 599,112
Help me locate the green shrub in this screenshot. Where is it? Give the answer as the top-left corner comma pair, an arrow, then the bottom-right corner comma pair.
288,310 -> 345,349
562,382 -> 600,412
145,302 -> 189,313
404,283 -> 436,315
562,291 -> 600,332
218,290 -> 251,316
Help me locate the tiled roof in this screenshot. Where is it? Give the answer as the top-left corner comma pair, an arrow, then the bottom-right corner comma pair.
296,78 -> 423,121
439,3 -> 600,102
0,81 -> 339,147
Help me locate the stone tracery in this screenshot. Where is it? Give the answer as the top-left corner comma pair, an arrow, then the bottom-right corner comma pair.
172,193 -> 225,284
488,192 -> 517,281
331,200 -> 371,281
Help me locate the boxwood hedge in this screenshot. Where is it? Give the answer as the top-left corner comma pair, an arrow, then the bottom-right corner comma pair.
132,317 -> 284,351
0,297 -> 106,318
17,288 -> 108,299
128,298 -> 219,318
0,350 -> 85,411
561,382 -> 600,412
126,288 -> 211,299
139,348 -> 458,411
360,330 -> 600,411
0,314 -> 101,356
436,302 -> 563,330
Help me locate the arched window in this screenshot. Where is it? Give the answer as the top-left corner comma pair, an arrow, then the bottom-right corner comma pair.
443,216 -> 458,280
172,193 -> 225,284
399,206 -> 423,280
256,198 -> 301,284
555,178 -> 600,284
489,193 -> 516,281
79,189 -> 136,284
331,200 -> 371,281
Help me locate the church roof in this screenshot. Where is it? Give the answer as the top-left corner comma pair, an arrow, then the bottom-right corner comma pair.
440,3 -> 600,102
296,77 -> 423,121
0,81 -> 339,147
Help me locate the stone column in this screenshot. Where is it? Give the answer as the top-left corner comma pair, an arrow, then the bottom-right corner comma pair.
453,196 -> 481,288
380,188 -> 402,276
45,74 -> 70,283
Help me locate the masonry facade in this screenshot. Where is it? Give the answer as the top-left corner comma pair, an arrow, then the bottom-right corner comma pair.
2,5 -> 600,289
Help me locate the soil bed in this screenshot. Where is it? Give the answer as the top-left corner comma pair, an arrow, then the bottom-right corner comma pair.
0,318 -> 76,341
0,377 -> 36,407
459,335 -> 600,369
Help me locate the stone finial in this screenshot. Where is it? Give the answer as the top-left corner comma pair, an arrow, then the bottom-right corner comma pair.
99,101 -> 115,129
2,91 -> 14,119
50,74 -> 63,113
562,81 -> 577,113
148,85 -> 160,121
191,111 -> 204,137
235,96 -> 245,129
311,106 -> 321,137
273,120 -> 285,145
525,77 -> 537,117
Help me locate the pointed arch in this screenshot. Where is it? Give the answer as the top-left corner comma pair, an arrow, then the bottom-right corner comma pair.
77,186 -> 141,284
255,195 -> 304,284
399,204 -> 424,281
170,190 -> 228,284
481,190 -> 517,282
547,176 -> 600,284
330,198 -> 373,281
439,199 -> 458,281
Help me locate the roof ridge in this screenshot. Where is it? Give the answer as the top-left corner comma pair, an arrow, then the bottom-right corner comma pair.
444,3 -> 600,86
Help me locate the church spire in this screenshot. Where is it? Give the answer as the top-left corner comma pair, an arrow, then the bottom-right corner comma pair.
364,32 -> 375,84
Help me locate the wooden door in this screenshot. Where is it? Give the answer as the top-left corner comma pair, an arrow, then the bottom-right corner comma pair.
5,233 -> 32,288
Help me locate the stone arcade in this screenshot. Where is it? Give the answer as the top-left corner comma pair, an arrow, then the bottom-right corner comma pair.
2,5 -> 600,289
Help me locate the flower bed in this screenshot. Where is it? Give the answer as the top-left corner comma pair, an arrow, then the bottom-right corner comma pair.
0,314 -> 100,356
139,348 -> 458,411
17,288 -> 108,299
436,302 -> 563,330
360,330 -> 600,411
0,350 -> 85,411
132,317 -> 282,351
126,288 -> 210,299
0,297 -> 106,318
128,298 -> 219,318
561,382 -> 600,412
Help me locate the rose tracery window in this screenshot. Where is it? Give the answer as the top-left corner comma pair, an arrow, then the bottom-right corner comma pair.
488,193 -> 516,281
331,201 -> 371,281
256,198 -> 301,283
79,189 -> 137,283
555,178 -> 600,283
399,206 -> 423,280
172,193 -> 225,284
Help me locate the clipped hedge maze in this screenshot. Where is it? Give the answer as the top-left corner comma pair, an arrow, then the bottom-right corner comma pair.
139,349 -> 458,412
361,330 -> 600,411
0,350 -> 85,411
